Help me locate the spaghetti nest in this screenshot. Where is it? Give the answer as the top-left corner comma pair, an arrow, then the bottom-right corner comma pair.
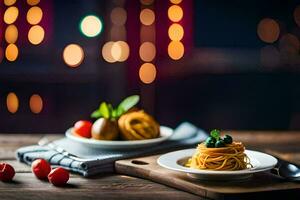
186,142 -> 252,170
118,110 -> 160,140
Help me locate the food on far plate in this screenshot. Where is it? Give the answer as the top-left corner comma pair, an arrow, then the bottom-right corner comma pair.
0,163 -> 15,182
48,167 -> 69,186
91,118 -> 119,140
71,95 -> 161,141
73,120 -> 92,138
118,110 -> 160,140
31,159 -> 51,180
186,129 -> 252,171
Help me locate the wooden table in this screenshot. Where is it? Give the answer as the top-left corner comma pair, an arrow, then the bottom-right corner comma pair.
0,131 -> 300,200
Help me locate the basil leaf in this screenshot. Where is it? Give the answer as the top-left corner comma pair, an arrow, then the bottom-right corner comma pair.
99,102 -> 110,119
116,106 -> 125,117
117,95 -> 139,114
210,129 -> 220,140
91,110 -> 102,118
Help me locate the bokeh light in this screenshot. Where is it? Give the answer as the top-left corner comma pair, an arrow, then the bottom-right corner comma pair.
139,63 -> 157,84
27,6 -> 43,25
28,25 -> 45,45
80,15 -> 102,37
4,6 -> 19,24
139,42 -> 156,62
5,44 -> 18,62
257,18 -> 280,43
6,92 -> 19,114
29,94 -> 43,114
168,41 -> 184,60
102,42 -> 116,63
5,25 -> 18,44
294,6 -> 300,27
168,23 -> 184,41
111,41 -> 130,62
140,0 -> 154,5
27,0 -> 40,6
111,7 -> 127,26
4,0 -> 16,6
168,5 -> 183,22
140,9 -> 155,26
63,44 -> 84,67
170,0 -> 182,4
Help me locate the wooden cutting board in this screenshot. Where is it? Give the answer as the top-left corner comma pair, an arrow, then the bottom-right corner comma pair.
115,154 -> 300,200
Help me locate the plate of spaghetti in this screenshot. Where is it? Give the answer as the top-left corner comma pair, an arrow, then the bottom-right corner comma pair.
157,129 -> 277,181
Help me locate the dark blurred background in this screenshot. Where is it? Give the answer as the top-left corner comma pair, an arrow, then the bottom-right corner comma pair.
1,0 -> 300,133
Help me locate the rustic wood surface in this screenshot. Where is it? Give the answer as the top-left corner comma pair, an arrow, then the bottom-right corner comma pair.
1,131 -> 300,199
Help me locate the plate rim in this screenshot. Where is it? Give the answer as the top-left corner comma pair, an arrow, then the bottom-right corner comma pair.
157,148 -> 278,175
65,125 -> 173,146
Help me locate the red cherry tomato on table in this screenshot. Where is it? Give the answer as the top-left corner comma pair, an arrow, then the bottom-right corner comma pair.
48,167 -> 69,186
73,120 -> 92,138
31,159 -> 51,180
0,163 -> 15,182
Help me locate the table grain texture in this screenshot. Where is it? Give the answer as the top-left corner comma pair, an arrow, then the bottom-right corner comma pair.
0,131 -> 300,200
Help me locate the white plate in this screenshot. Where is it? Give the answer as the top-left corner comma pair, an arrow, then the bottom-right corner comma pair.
157,149 -> 277,181
65,126 -> 173,150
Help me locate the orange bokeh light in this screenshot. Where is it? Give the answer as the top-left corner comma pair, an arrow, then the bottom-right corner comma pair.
28,25 -> 45,45
257,18 -> 280,43
139,42 -> 156,62
168,23 -> 184,41
27,0 -> 40,6
140,9 -> 155,26
5,25 -> 18,44
168,41 -> 184,60
4,6 -> 19,24
139,63 -> 157,84
168,5 -> 183,22
27,6 -> 43,25
6,92 -> 19,114
63,44 -> 85,67
29,94 -> 43,114
4,0 -> 16,6
111,7 -> 127,26
5,44 -> 18,62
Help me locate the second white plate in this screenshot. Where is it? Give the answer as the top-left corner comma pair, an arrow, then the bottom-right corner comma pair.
157,149 -> 277,181
65,126 -> 173,150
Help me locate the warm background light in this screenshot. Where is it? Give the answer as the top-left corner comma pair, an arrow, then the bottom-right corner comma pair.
102,42 -> 116,63
28,25 -> 45,45
27,0 -> 40,6
139,42 -> 156,62
260,45 -> 280,68
170,0 -> 182,4
168,23 -> 184,41
4,6 -> 19,24
5,25 -> 18,44
168,5 -> 183,22
168,41 -> 184,60
4,0 -> 16,6
279,33 -> 300,55
111,7 -> 127,26
140,9 -> 155,26
27,6 -> 43,25
7,92 -> 19,114
80,15 -> 102,37
29,94 -> 43,114
110,26 -> 127,41
111,41 -> 130,62
257,18 -> 280,43
63,44 -> 84,67
139,63 -> 157,84
5,44 -> 18,61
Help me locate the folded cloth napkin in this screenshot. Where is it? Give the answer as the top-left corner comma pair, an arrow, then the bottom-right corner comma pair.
16,122 -> 207,177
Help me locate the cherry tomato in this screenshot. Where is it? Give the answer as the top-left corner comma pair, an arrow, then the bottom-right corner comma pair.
48,167 -> 69,186
31,159 -> 51,180
0,163 -> 15,182
73,120 -> 92,138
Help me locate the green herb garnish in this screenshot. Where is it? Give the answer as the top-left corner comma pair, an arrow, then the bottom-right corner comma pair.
91,95 -> 140,120
205,129 -> 233,148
